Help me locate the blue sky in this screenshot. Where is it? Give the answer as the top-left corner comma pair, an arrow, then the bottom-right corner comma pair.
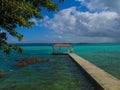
8,0 -> 120,43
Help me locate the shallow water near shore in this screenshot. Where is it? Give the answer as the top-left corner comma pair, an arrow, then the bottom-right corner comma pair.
0,55 -> 95,90
0,44 -> 120,90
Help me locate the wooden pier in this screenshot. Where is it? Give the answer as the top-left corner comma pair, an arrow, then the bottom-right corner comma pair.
68,53 -> 120,90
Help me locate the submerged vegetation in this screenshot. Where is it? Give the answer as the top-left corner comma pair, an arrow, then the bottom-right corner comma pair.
15,57 -> 49,67
0,70 -> 7,78
0,55 -> 95,90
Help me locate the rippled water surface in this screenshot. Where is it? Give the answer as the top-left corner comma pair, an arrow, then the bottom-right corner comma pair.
0,44 -> 120,90
0,46 -> 95,90
74,44 -> 120,79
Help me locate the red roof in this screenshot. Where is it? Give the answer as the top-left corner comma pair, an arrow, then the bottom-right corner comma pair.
53,44 -> 72,47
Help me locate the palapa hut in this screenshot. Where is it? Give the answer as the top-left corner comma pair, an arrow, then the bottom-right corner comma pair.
52,44 -> 73,55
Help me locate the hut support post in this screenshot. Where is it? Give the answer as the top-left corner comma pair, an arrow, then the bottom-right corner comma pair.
59,47 -> 62,53
52,46 -> 54,53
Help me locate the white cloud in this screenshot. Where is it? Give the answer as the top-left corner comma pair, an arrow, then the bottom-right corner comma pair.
104,0 -> 120,13
76,0 -> 107,11
41,6 -> 120,43
29,18 -> 39,26
76,0 -> 120,13
35,0 -> 120,43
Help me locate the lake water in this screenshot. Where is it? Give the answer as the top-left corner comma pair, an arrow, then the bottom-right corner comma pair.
0,44 -> 120,90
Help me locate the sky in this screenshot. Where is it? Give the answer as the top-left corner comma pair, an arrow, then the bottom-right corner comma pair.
8,0 -> 120,43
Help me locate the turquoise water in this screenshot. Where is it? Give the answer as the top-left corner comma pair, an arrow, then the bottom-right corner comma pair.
0,46 -> 95,90
74,44 -> 120,79
0,44 -> 120,90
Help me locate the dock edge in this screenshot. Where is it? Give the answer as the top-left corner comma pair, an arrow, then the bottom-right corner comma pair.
68,53 -> 120,90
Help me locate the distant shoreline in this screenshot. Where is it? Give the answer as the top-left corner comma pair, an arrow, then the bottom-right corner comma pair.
8,43 -> 120,46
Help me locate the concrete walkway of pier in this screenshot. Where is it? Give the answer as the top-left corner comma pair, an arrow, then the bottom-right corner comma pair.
69,53 -> 120,90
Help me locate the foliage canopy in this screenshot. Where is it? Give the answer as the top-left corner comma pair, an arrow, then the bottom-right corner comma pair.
0,0 -> 64,54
